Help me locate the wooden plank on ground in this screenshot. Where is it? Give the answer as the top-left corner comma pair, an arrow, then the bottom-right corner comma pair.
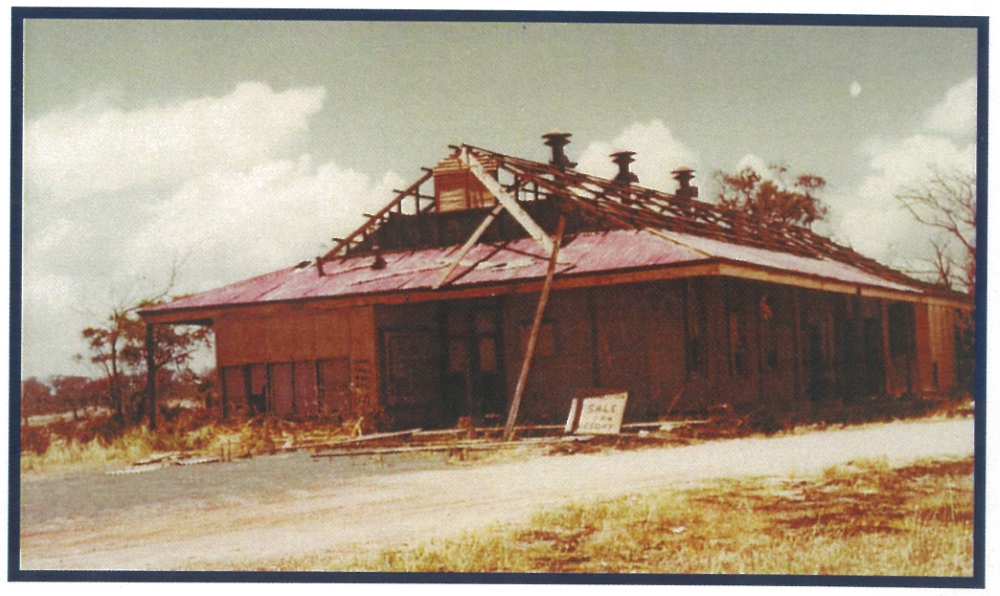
311,428 -> 422,451
312,435 -> 593,459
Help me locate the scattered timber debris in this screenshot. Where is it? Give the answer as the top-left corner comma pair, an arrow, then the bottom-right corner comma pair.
106,398 -> 942,476
107,451 -> 223,475
311,435 -> 594,459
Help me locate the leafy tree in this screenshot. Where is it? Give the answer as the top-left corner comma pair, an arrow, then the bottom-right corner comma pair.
20,377 -> 53,424
714,165 -> 828,227
49,375 -> 100,422
79,296 -> 212,428
80,305 -> 135,425
895,167 -> 976,294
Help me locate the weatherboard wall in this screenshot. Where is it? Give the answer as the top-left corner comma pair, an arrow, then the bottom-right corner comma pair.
200,273 -> 961,427
214,305 -> 379,420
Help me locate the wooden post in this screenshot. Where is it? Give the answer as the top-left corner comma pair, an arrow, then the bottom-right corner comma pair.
906,304 -> 919,394
880,300 -> 895,396
220,368 -> 229,420
793,288 -> 804,402
854,289 -> 866,399
503,216 -> 566,441
145,323 -> 157,430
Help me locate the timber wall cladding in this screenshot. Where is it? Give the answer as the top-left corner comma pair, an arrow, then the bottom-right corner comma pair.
214,306 -> 379,418
914,303 -> 959,392
502,287 -> 598,424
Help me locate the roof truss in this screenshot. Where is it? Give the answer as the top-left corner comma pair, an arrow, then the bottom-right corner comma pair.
318,142 -> 944,295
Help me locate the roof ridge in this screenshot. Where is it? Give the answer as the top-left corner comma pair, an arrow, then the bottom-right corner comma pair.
462,143 -> 956,295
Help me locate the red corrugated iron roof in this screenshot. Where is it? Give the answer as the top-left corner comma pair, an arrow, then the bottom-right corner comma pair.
146,228 -> 923,316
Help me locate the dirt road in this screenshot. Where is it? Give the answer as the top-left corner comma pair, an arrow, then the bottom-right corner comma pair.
19,416 -> 974,571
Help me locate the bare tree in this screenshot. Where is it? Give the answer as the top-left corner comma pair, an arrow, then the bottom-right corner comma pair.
895,167 -> 976,293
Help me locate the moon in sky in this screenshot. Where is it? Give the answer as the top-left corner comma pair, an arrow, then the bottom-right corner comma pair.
850,81 -> 862,97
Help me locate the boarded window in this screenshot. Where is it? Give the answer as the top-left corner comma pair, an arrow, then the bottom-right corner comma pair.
685,280 -> 707,378
474,310 -> 496,334
383,331 -> 440,407
888,303 -> 911,356
728,310 -> 751,377
293,360 -> 318,416
268,362 -> 294,416
317,358 -> 351,417
478,337 -> 497,372
221,366 -> 248,414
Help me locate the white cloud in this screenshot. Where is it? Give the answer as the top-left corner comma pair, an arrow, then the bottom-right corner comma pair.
134,155 -> 406,293
24,82 -> 326,201
829,77 -> 977,271
20,82 -> 413,379
733,154 -> 770,176
576,120 -> 700,192
832,132 -> 975,267
20,272 -> 92,380
923,77 -> 976,137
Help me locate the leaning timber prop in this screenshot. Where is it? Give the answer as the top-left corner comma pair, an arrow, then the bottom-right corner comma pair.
503,216 -> 567,441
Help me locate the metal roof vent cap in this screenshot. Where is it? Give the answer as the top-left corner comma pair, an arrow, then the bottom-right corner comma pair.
610,151 -> 639,186
672,166 -> 698,200
371,246 -> 387,270
542,132 -> 577,170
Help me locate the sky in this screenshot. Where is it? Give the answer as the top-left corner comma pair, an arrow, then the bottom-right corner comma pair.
18,15 -> 980,381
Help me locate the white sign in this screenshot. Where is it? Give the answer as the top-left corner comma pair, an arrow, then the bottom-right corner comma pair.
572,392 -> 628,435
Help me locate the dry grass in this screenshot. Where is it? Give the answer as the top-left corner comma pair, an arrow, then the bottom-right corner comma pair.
19,412 -> 360,476
320,456 -> 973,576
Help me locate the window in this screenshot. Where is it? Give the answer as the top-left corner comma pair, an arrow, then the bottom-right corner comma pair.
383,331 -> 440,406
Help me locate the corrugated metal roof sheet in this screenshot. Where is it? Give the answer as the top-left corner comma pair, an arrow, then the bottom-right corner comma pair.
147,228 -> 923,315
656,230 -> 921,294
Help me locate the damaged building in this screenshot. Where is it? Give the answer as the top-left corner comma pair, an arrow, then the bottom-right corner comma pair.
139,134 -> 973,430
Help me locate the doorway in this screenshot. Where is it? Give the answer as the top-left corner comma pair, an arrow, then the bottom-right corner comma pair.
442,299 -> 506,425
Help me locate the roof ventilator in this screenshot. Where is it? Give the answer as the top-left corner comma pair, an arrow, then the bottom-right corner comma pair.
611,151 -> 639,186
371,246 -> 386,270
542,132 -> 577,171
672,167 -> 699,201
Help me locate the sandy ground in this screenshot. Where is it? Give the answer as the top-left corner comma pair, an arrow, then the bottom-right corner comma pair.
19,416 -> 974,571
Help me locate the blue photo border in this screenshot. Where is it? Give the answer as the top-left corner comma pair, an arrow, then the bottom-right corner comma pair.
8,7 -> 989,588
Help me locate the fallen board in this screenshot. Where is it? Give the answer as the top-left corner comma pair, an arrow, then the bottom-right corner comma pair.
312,435 -> 594,459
